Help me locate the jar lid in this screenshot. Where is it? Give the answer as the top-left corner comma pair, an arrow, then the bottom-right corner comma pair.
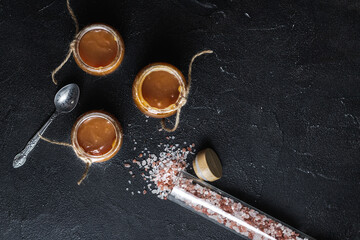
193,148 -> 222,182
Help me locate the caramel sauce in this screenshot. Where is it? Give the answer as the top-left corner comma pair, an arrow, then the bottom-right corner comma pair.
77,117 -> 116,156
79,29 -> 118,68
141,70 -> 180,109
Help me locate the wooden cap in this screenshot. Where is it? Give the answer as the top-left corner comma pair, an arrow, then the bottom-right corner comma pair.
193,148 -> 222,182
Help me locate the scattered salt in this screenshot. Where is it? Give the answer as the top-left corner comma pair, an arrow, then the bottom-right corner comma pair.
125,140 -> 195,200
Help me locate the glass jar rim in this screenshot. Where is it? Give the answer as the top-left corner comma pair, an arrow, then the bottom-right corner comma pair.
133,63 -> 187,115
71,111 -> 123,162
73,23 -> 124,74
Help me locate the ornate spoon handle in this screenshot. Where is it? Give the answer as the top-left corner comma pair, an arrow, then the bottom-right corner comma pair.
13,111 -> 59,168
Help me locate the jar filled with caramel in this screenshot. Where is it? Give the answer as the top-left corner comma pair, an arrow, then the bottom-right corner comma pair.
71,110 -> 123,162
132,63 -> 187,118
73,24 -> 125,76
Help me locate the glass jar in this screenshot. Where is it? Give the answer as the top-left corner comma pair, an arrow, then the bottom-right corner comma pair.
71,110 -> 123,162
73,24 -> 125,76
169,171 -> 314,240
132,63 -> 187,118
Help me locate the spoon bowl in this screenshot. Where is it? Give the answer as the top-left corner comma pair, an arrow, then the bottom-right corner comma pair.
54,83 -> 80,113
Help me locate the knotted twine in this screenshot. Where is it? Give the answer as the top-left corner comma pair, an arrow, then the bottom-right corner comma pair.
51,0 -> 79,85
161,50 -> 213,132
38,134 -> 92,185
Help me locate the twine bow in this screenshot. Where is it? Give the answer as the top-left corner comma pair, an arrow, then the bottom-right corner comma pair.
161,50 -> 213,132
51,0 -> 79,85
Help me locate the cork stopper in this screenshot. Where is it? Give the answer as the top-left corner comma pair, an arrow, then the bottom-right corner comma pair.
193,148 -> 222,182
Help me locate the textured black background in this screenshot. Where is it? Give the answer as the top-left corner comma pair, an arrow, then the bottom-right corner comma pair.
0,0 -> 360,239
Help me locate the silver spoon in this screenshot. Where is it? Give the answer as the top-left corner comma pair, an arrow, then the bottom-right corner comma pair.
13,83 -> 80,168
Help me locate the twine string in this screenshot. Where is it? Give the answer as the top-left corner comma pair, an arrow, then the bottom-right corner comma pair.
38,134 -> 92,185
66,0 -> 79,34
161,108 -> 182,132
161,50 -> 213,132
77,159 -> 92,185
38,133 -> 73,147
51,0 -> 79,85
51,41 -> 75,85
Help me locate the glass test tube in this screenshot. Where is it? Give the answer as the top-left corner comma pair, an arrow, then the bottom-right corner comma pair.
169,171 -> 314,240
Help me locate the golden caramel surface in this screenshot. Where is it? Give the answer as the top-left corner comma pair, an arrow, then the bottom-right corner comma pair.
77,117 -> 116,156
141,70 -> 180,109
79,29 -> 118,68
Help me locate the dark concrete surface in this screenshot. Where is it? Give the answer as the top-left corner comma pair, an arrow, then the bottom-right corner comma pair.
0,0 -> 359,239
